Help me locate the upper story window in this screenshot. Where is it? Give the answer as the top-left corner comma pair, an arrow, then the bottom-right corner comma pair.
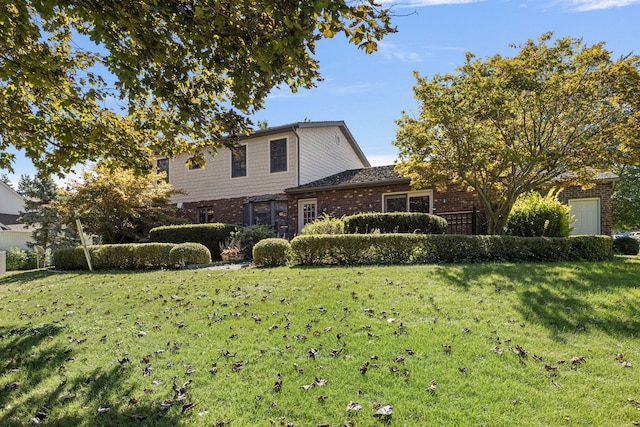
231,144 -> 247,178
270,138 -> 287,173
156,158 -> 169,182
383,191 -> 432,213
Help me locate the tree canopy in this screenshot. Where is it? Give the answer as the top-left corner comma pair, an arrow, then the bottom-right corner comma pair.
55,164 -> 184,243
394,33 -> 640,234
612,165 -> 640,231
1,0 -> 395,175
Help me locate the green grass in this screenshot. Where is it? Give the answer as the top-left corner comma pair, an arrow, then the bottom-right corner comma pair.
1,257 -> 639,426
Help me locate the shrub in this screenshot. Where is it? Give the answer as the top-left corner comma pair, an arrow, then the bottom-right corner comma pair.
343,212 -> 447,234
132,243 -> 175,268
253,238 -> 291,267
53,247 -> 89,270
301,214 -> 345,235
149,223 -> 237,260
289,234 -> 612,265
505,190 -> 572,237
5,247 -> 28,270
233,225 -> 276,259
613,236 -> 639,255
169,243 -> 212,268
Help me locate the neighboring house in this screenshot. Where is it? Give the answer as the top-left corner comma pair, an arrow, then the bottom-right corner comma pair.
0,181 -> 32,250
160,121 -> 370,236
162,121 -> 615,237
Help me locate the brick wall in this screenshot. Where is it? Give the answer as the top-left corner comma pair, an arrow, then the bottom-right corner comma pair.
177,197 -> 246,225
555,182 -> 613,235
287,183 -> 484,236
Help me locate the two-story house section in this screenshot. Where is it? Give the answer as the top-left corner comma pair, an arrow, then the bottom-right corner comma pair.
158,121 -> 370,236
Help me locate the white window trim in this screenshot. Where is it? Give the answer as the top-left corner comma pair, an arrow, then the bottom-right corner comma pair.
230,143 -> 248,179
381,190 -> 433,213
298,198 -> 318,233
269,137 -> 288,174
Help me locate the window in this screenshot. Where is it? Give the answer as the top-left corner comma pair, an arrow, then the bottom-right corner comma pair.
383,191 -> 432,213
197,207 -> 215,223
244,198 -> 288,237
231,145 -> 247,177
270,138 -> 287,173
156,158 -> 169,182
298,199 -> 317,232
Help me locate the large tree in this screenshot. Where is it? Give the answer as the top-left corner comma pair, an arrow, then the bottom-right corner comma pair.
0,1 -> 395,175
612,165 -> 640,231
394,33 -> 640,234
18,175 -> 77,251
55,164 -> 184,243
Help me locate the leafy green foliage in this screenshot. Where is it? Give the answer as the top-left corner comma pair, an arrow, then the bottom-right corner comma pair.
169,243 -> 211,268
232,225 -> 276,259
290,234 -> 612,265
613,236 -> 640,255
1,261 -> 639,425
505,190 -> 572,237
55,164 -> 183,244
150,223 -> 237,260
343,212 -> 448,234
301,213 -> 345,235
53,242 -> 197,270
1,1 -> 395,175
4,247 -> 39,270
252,238 -> 291,267
612,165 -> 640,231
395,33 -> 640,234
18,175 -> 77,251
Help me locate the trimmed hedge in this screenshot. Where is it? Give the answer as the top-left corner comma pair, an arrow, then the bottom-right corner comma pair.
301,214 -> 345,235
149,223 -> 237,260
613,236 -> 640,255
343,212 -> 447,234
169,242 -> 212,267
289,234 -> 612,265
253,238 -> 291,267
53,242 -> 211,270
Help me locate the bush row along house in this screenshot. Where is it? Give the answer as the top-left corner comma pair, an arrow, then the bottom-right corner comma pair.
159,121 -> 616,238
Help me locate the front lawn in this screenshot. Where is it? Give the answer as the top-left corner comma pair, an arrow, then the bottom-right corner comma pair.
1,258 -> 639,426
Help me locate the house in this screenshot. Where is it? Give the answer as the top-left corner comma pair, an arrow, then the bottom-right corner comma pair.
285,165 -> 616,236
161,121 -> 615,237
0,181 -> 33,250
160,121 -> 370,236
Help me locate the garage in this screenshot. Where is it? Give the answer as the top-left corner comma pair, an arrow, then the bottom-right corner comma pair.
568,198 -> 601,235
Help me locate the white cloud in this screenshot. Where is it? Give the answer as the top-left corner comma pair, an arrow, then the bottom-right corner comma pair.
555,0 -> 640,11
378,41 -> 423,62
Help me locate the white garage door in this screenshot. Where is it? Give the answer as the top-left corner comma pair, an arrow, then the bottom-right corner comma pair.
568,198 -> 600,235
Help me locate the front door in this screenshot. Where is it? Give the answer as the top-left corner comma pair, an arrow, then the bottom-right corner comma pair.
298,199 -> 318,233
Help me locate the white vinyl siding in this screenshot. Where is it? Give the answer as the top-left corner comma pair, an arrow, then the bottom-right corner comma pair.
166,131 -> 298,203
298,126 -> 367,185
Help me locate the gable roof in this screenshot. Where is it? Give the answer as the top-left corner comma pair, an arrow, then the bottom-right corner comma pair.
239,121 -> 370,168
286,165 -> 408,194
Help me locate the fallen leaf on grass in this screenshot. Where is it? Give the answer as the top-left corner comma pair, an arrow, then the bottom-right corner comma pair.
359,362 -> 369,375
346,401 -> 362,412
182,402 -> 197,413
619,361 -> 633,368
426,380 -> 438,394
273,373 -> 282,392
373,405 -> 393,422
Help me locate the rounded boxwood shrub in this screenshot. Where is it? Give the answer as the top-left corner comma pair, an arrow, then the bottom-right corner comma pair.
253,238 -> 290,267
169,242 -> 212,268
505,190 -> 572,237
233,225 -> 276,259
613,236 -> 640,255
343,212 -> 447,234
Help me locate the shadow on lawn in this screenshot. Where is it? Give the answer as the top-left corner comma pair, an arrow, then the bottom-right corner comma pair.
430,257 -> 640,340
0,324 -> 183,426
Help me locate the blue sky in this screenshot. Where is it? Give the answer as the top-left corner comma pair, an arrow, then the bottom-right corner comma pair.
4,0 -> 640,185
